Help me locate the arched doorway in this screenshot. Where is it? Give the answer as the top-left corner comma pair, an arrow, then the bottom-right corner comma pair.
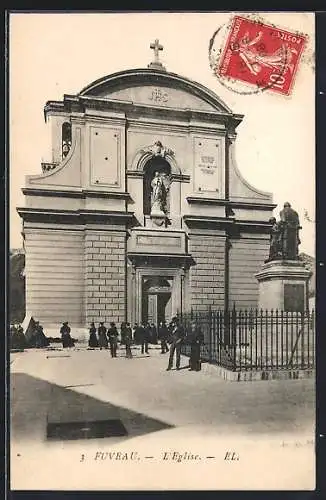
142,276 -> 172,325
143,157 -> 171,216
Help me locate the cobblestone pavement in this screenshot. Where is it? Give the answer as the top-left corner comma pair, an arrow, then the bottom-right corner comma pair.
10,345 -> 315,490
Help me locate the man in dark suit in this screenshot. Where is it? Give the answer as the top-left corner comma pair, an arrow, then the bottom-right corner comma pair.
158,321 -> 169,354
139,322 -> 149,355
107,322 -> 118,358
166,317 -> 185,371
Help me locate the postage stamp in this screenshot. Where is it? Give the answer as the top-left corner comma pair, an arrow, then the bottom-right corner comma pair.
211,15 -> 307,96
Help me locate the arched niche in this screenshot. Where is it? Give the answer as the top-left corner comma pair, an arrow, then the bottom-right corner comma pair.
143,156 -> 171,216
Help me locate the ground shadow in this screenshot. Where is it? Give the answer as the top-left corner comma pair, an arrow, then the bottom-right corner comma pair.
11,373 -> 174,442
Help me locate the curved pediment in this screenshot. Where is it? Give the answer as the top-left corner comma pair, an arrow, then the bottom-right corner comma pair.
78,68 -> 232,114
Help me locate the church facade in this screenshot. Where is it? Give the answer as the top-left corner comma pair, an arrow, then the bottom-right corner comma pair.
18,45 -> 275,335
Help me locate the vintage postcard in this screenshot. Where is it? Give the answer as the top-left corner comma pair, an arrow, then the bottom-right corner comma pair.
9,11 -> 315,491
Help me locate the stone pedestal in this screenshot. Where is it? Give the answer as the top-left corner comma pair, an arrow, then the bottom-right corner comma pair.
255,260 -> 312,311
149,212 -> 168,228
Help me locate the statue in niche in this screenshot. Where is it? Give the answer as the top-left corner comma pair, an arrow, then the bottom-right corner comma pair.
150,171 -> 171,215
265,202 -> 301,263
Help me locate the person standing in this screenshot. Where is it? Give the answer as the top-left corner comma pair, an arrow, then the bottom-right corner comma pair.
124,322 -> 133,359
139,322 -> 149,355
150,323 -> 158,344
145,322 -> 152,345
35,323 -> 49,348
188,321 -> 204,371
166,317 -> 185,371
60,322 -> 73,348
158,321 -> 169,354
98,322 -> 108,350
132,323 -> 138,343
88,322 -> 99,348
120,322 -> 127,345
107,322 -> 119,358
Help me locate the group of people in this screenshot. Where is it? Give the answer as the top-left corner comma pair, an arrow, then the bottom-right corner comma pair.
86,316 -> 204,371
166,317 -> 204,372
88,321 -> 127,358
132,321 -> 170,354
10,320 -> 50,349
11,315 -> 204,372
10,323 -> 27,349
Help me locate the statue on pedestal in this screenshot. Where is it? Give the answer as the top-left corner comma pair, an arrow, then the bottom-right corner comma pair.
279,202 -> 301,260
266,202 -> 301,263
266,217 -> 283,262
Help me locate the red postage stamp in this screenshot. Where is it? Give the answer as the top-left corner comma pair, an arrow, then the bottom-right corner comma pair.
217,16 -> 307,95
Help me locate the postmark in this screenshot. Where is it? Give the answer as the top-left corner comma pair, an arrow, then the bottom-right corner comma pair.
209,15 -> 307,96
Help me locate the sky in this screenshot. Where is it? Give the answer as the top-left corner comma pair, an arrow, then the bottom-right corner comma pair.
9,12 -> 315,255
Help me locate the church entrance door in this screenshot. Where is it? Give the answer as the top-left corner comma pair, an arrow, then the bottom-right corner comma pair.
142,278 -> 172,326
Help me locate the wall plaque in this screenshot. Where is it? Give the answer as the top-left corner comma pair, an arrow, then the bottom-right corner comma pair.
90,126 -> 120,187
284,284 -> 305,312
194,137 -> 220,193
137,235 -> 181,247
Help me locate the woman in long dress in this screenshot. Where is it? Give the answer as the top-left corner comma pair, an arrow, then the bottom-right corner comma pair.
60,322 -> 74,348
188,321 -> 204,371
98,322 -> 108,349
88,322 -> 99,348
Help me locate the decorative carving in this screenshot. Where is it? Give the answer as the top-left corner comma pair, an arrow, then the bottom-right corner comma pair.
149,88 -> 168,103
41,162 -> 59,174
62,140 -> 71,159
265,202 -> 301,263
141,141 -> 174,158
62,122 -> 72,160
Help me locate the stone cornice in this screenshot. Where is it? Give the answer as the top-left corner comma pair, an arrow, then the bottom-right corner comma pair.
126,171 -> 190,183
183,215 -> 235,228
126,117 -> 226,134
127,252 -> 194,269
183,214 -> 272,233
22,188 -> 131,200
233,220 -> 273,234
44,94 -> 235,126
17,207 -> 134,225
255,260 -> 312,281
186,196 -> 276,211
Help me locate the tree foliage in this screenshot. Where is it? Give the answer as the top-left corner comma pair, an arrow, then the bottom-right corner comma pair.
10,251 -> 25,323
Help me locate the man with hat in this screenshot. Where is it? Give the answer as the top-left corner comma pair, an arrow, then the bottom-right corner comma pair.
107,322 -> 119,358
166,316 -> 185,371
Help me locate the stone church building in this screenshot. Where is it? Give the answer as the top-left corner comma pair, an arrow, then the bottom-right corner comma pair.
18,42 -> 275,335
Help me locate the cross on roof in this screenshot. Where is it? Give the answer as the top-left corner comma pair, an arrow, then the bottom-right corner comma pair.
150,39 -> 163,64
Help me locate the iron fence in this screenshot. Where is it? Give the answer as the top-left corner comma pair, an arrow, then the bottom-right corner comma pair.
180,308 -> 315,371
